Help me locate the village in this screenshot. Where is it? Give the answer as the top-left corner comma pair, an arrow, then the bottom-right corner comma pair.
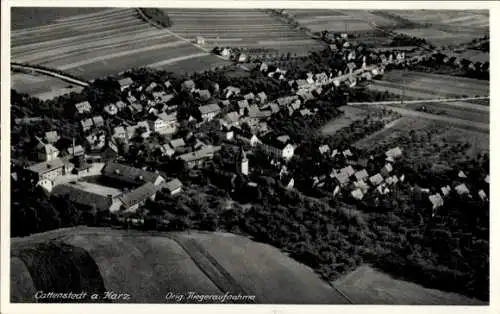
12,32 -> 489,228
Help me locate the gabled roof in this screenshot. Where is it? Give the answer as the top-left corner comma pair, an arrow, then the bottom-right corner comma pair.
340,165 -> 355,177
429,193 -> 444,209
164,179 -> 183,192
40,143 -> 59,155
26,158 -> 65,174
67,145 -> 85,156
113,126 -> 126,134
118,182 -> 157,208
45,131 -> 59,143
385,147 -> 403,158
169,138 -> 186,149
224,111 -> 240,124
369,173 -> 384,186
92,116 -> 104,127
335,172 -> 350,185
354,169 -> 369,181
199,103 -> 221,115
118,77 -> 133,87
51,184 -> 114,211
101,162 -> 162,186
157,112 -> 177,123
318,145 -> 330,154
178,145 -> 219,163
454,184 -> 470,195
351,188 -> 364,200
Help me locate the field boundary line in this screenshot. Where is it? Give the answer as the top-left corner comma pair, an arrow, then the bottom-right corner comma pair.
11,62 -> 90,87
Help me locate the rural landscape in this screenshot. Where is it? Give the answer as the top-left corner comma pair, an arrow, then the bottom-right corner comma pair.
9,6 -> 490,306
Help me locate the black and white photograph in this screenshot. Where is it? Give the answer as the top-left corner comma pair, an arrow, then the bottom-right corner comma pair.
2,0 -> 495,311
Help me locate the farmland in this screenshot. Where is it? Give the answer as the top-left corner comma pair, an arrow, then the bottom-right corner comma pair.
11,8 -> 231,88
393,28 -> 479,47
354,117 -> 489,163
369,70 -> 489,98
386,10 -> 489,31
163,9 -> 326,54
333,265 -> 485,305
285,9 -> 399,33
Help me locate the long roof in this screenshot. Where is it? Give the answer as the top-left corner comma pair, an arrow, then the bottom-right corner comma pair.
26,158 -> 65,174
51,184 -> 113,211
199,103 -> 221,115
118,182 -> 157,208
101,162 -> 161,185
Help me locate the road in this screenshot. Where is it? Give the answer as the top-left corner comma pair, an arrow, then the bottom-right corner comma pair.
11,63 -> 90,87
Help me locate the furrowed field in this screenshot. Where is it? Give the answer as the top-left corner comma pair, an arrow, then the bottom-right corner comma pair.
164,8 -> 326,54
368,70 -> 490,98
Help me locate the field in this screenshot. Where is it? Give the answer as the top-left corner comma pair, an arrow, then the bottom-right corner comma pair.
354,117 -> 489,161
11,72 -> 84,99
333,265 -> 485,305
11,227 -> 348,303
451,49 -> 490,63
393,28 -> 479,47
320,106 -> 369,135
11,8 -> 232,85
387,10 -> 489,30
370,70 -> 490,98
11,7 -> 108,29
285,9 -> 399,33
164,9 -> 326,54
405,101 -> 489,125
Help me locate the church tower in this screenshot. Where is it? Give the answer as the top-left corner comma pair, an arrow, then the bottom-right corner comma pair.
239,147 -> 249,176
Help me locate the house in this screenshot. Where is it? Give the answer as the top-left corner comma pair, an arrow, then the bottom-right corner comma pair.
220,111 -> 240,130
118,77 -> 133,91
318,145 -> 330,155
244,92 -> 255,101
299,109 -> 313,117
257,136 -> 295,161
478,189 -> 488,201
104,104 -> 118,115
369,173 -> 384,186
44,131 -> 59,144
354,169 -> 369,181
150,113 -> 177,135
220,99 -> 231,107
237,99 -> 250,115
381,163 -> 393,177
331,149 -> 339,158
247,106 -> 272,120
354,180 -> 370,192
169,138 -> 186,150
164,178 -> 183,195
182,80 -> 195,93
26,158 -> 65,182
237,53 -> 248,63
340,165 -> 355,177
118,182 -> 158,213
458,170 -> 467,178
145,82 -> 158,92
92,116 -> 105,129
343,149 -> 353,158
221,48 -> 231,58
51,183 -> 122,212
164,80 -> 172,89
113,126 -> 127,140
199,103 -> 221,121
335,172 -> 350,187
159,144 -> 176,157
127,124 -> 149,140
67,145 -> 85,156
86,133 -> 106,151
454,184 -> 470,196
429,193 -> 444,210
80,118 -> 94,132
130,103 -> 144,112
385,147 -> 403,159
441,185 -> 451,197
269,103 -> 280,114
259,63 -> 268,73
101,162 -> 165,186
485,175 -> 490,184
75,101 -> 92,114
351,189 -> 364,200
223,86 -> 241,99
153,92 -> 175,104
37,142 -> 59,162
178,145 -> 220,168
256,92 -> 267,103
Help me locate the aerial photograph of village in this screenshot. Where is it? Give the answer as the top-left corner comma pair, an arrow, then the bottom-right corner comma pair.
8,6 -> 490,306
